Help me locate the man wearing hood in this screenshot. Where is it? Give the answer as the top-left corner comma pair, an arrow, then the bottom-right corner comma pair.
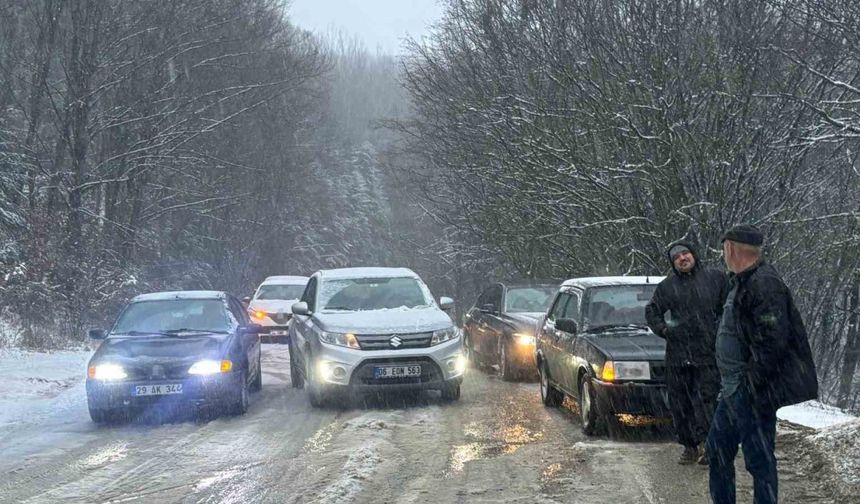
646,241 -> 728,464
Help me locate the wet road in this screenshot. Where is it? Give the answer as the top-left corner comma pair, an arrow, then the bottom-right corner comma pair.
0,346 -> 835,503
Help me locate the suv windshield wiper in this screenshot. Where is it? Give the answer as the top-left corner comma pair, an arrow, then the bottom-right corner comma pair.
584,323 -> 650,333
322,306 -> 356,312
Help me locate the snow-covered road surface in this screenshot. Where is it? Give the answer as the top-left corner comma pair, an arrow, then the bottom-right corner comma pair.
0,346 -> 841,503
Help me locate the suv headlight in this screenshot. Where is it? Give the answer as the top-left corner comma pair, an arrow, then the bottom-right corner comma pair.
431,326 -> 460,345
319,330 -> 360,349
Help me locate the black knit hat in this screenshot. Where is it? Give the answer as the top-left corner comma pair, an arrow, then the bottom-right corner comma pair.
721,224 -> 764,246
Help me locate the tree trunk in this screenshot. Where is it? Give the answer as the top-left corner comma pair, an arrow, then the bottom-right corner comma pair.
837,273 -> 860,409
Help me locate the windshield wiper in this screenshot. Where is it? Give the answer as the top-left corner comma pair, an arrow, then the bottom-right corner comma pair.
584,323 -> 650,333
162,328 -> 231,335
322,306 -> 356,311
113,330 -> 179,337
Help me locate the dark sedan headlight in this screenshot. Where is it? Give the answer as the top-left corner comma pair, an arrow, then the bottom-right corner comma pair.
431,326 -> 460,345
601,360 -> 651,381
188,359 -> 233,375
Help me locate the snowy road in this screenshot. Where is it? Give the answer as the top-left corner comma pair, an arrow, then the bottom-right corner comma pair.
0,346 -> 837,503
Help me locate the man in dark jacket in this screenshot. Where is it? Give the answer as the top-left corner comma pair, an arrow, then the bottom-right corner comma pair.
646,241 -> 728,464
706,224 -> 818,504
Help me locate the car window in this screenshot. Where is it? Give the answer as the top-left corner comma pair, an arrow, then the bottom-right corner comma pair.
318,277 -> 432,311
548,292 -> 570,321
301,277 -> 318,311
255,284 -> 306,300
112,299 -> 235,334
561,291 -> 581,321
582,285 -> 658,329
504,287 -> 556,313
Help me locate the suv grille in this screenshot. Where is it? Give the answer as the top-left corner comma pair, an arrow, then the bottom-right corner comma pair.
355,331 -> 433,350
268,312 -> 291,325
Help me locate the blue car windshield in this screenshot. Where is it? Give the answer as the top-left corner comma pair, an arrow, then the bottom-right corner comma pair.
112,299 -> 234,335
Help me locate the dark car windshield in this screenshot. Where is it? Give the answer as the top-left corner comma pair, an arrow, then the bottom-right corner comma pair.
318,277 -> 432,311
255,284 -> 306,300
112,299 -> 234,335
582,285 -> 657,331
504,286 -> 556,313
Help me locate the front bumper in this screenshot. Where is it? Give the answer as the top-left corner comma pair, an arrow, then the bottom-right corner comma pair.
86,371 -> 241,412
312,336 -> 465,391
508,341 -> 537,369
592,380 -> 669,416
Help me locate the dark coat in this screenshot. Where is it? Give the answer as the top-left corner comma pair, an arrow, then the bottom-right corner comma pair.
646,241 -> 729,366
733,261 -> 818,412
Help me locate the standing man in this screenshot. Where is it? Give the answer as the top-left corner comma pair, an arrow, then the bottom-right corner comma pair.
707,224 -> 818,504
646,240 -> 728,464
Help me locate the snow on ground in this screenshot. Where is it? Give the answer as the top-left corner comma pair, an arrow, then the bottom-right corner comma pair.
0,348 -> 91,440
777,400 -> 856,429
806,419 -> 860,494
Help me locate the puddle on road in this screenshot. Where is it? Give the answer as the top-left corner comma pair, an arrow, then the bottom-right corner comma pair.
304,421 -> 341,454
445,398 -> 546,476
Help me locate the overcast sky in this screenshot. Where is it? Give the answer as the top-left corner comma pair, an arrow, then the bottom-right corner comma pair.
288,0 -> 445,55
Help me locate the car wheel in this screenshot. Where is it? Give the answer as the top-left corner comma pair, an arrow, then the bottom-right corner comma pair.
251,357 -> 263,392
89,406 -> 110,424
230,370 -> 250,416
539,361 -> 563,407
579,376 -> 603,435
289,338 -> 304,389
500,342 -> 517,381
440,382 -> 461,401
306,357 -> 327,408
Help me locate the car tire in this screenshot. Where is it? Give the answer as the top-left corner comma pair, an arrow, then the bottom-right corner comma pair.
230,370 -> 250,416
289,339 -> 304,389
88,405 -> 112,424
440,382 -> 461,401
579,376 -> 603,436
306,357 -> 327,408
539,361 -> 564,407
500,341 -> 517,381
251,357 -> 263,392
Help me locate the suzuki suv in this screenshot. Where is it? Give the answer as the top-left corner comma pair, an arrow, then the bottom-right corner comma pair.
287,267 -> 464,406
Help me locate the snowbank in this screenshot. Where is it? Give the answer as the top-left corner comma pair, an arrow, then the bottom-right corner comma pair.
0,348 -> 90,432
805,419 -> 860,494
777,400 -> 856,429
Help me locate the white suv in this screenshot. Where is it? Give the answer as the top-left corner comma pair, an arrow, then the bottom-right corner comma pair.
247,275 -> 309,343
288,267 -> 465,406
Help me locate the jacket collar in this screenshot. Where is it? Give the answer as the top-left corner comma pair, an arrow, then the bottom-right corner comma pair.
735,259 -> 765,284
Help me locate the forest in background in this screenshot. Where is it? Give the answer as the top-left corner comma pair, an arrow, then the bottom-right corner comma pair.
0,0 -> 857,410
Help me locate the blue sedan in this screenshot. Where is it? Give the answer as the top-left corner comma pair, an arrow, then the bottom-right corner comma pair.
85,291 -> 263,423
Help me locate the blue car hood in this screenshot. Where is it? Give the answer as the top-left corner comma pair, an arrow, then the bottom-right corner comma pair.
92,334 -> 229,365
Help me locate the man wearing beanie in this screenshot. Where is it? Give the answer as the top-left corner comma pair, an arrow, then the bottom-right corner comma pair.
646,240 -> 728,465
706,224 -> 818,504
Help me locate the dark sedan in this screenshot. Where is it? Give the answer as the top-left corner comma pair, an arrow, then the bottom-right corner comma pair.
463,282 -> 557,380
85,291 -> 263,423
535,276 -> 669,435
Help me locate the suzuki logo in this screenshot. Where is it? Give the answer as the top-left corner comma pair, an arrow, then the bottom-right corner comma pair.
389,336 -> 403,348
